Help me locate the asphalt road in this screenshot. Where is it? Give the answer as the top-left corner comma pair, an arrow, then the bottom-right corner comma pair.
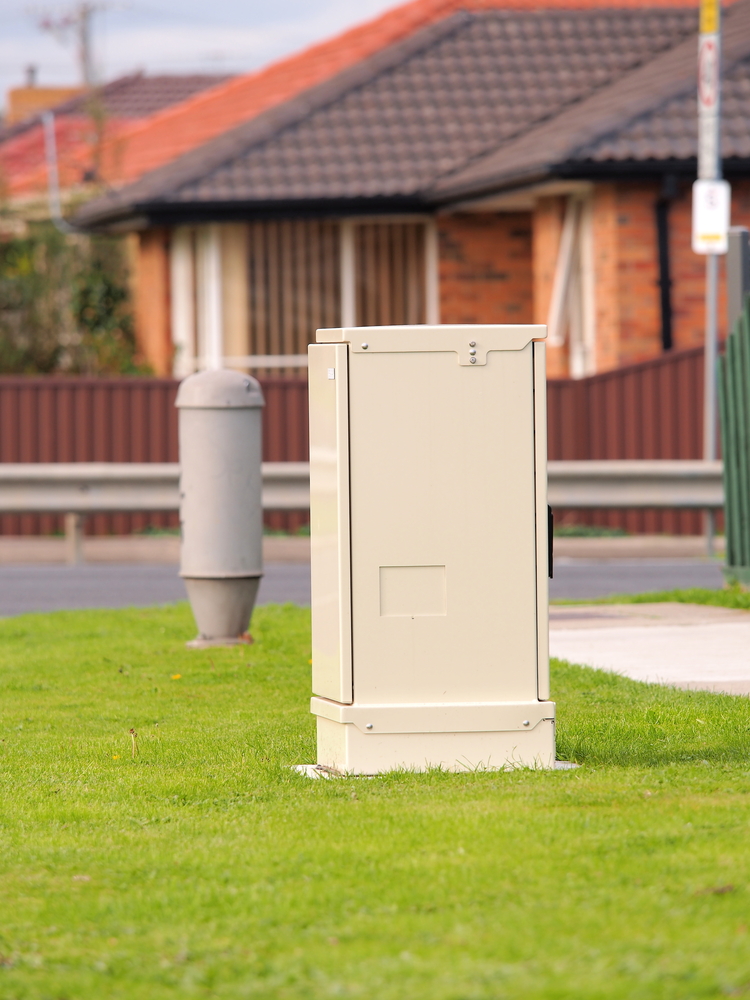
0,563 -> 309,617
0,559 -> 725,616
548,559 -> 724,601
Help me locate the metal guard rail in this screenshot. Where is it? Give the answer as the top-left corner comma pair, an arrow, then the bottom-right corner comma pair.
547,460 -> 723,509
0,462 -> 310,513
0,460 -> 724,514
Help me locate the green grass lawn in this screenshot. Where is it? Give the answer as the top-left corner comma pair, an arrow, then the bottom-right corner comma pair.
2,602 -> 750,999
553,586 -> 750,610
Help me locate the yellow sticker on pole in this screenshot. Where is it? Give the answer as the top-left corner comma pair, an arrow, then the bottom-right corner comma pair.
700,0 -> 719,35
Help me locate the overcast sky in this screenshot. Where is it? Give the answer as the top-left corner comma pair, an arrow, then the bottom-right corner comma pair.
0,0 -> 400,113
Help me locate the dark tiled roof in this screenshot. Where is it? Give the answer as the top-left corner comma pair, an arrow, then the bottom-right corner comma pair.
0,73 -> 231,143
434,0 -> 750,198
578,53 -> 750,162
181,8 -> 697,202
76,7 -> 697,224
70,73 -> 232,119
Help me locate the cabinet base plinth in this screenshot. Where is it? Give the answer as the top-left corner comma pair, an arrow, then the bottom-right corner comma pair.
316,716 -> 555,775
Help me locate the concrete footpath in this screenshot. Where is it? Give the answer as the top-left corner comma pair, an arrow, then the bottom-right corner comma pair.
550,603 -> 750,696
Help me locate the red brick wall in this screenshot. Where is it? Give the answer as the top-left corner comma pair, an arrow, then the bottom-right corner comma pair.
594,178 -> 750,368
531,180 -> 744,378
531,186 -> 649,378
438,212 -> 533,325
591,183 -> 620,373
668,181 -> 709,350
611,182 -> 663,367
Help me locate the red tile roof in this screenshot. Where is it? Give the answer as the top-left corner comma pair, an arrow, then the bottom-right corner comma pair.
0,73 -> 231,202
5,0 -> 737,201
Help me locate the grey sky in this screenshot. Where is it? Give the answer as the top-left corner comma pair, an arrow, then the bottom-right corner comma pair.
0,0 -> 400,113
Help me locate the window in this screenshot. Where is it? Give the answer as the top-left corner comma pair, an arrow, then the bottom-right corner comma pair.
169,218 -> 437,375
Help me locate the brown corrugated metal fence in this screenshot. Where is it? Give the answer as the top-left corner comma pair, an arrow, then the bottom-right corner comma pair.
0,346 -> 711,536
261,377 -> 309,533
0,377 -> 309,536
548,346 -> 706,534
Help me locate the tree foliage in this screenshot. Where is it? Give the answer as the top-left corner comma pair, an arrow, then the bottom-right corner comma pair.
0,223 -> 150,375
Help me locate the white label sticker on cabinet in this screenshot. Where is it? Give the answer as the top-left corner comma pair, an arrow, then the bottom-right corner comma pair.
327,368 -> 335,380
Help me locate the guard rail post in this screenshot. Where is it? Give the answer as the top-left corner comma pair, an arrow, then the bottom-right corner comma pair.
64,513 -> 84,566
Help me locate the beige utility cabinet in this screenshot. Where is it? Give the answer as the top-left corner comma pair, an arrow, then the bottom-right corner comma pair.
308,325 -> 554,774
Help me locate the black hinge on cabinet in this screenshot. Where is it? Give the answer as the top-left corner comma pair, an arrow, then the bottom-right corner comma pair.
548,505 -> 554,579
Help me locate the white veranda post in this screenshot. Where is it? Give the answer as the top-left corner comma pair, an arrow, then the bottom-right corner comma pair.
196,224 -> 224,371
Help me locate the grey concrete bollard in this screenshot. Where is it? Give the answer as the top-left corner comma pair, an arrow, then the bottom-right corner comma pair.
175,369 -> 265,647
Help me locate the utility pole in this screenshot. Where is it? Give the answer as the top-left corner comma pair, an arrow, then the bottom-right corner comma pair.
39,2 -> 103,86
693,0 -> 729,556
77,3 -> 94,87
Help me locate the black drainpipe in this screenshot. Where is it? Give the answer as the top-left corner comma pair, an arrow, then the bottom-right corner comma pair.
655,174 -> 678,351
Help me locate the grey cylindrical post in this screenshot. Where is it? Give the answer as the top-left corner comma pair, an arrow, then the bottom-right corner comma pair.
175,369 -> 264,647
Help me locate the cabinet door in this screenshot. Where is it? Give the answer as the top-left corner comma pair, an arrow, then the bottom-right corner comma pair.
309,343 -> 352,703
349,343 -> 539,705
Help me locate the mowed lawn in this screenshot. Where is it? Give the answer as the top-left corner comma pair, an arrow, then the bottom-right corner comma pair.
1,603 -> 750,999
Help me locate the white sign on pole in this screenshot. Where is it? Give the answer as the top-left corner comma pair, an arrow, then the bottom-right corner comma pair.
692,179 -> 730,255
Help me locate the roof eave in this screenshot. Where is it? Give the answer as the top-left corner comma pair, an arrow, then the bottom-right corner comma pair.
429,164 -> 555,205
433,154 -> 750,206
76,194 -> 435,231
557,156 -> 750,179
76,158 -> 750,233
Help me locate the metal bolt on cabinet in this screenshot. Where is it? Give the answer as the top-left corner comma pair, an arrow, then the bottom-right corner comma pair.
307,325 -> 555,775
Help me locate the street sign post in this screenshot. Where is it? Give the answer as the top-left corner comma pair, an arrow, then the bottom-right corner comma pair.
694,0 -> 726,555
697,30 -> 720,179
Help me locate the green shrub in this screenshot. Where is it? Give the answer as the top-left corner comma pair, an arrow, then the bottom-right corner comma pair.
0,222 -> 150,375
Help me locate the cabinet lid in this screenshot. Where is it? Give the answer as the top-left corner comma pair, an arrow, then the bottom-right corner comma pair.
316,324 -> 545,366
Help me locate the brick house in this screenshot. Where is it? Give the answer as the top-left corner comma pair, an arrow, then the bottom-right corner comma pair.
76,0 -> 750,380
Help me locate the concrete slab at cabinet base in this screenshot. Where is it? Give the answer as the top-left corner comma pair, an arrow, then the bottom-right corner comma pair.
315,716 -> 556,775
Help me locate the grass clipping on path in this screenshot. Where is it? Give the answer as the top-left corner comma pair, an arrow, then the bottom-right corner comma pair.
1,603 -> 750,999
